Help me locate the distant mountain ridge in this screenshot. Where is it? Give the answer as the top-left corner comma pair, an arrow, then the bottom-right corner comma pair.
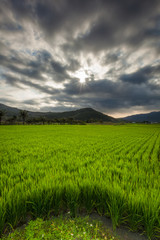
0,103 -> 116,122
1,103 -> 159,123
122,111 -> 160,122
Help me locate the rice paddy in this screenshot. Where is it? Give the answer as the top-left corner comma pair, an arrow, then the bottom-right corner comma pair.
0,124 -> 160,239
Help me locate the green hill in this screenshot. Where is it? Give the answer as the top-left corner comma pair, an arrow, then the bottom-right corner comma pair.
0,103 -> 116,122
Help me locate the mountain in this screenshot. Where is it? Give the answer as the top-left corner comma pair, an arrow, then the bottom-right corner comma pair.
0,103 -> 21,116
122,111 -> 160,122
0,103 -> 116,122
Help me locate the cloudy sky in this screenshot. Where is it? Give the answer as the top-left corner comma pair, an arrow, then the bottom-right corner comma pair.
0,0 -> 160,117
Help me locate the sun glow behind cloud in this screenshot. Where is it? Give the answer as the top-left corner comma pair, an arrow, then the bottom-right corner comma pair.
71,69 -> 88,84
77,70 -> 88,83
0,0 -> 160,116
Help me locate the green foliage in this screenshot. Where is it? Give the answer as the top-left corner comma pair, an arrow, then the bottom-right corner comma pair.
0,124 -> 160,239
0,216 -> 119,240
19,110 -> 28,124
0,110 -> 5,124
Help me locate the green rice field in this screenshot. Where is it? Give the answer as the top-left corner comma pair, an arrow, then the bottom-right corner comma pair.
0,124 -> 160,239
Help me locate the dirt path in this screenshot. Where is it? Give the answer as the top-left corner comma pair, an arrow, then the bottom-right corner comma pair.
89,213 -> 148,240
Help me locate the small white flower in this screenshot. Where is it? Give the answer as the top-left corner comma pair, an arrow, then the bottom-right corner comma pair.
83,232 -> 86,234
71,233 -> 74,236
90,224 -> 93,227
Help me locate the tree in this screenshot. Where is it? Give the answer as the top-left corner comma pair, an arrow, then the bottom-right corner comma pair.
0,110 -> 5,125
67,117 -> 74,125
39,116 -> 46,125
11,115 -> 17,124
19,110 -> 28,125
7,115 -> 17,125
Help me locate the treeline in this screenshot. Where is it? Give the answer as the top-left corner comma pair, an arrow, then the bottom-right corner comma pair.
0,110 -> 102,125
26,117 -> 87,125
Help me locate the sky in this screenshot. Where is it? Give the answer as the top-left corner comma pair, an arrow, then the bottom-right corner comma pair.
0,0 -> 160,118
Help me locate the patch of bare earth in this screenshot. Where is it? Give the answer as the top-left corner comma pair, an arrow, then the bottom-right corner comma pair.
89,213 -> 148,240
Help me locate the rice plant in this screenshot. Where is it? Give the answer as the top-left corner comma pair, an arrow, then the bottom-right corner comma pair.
0,124 -> 160,239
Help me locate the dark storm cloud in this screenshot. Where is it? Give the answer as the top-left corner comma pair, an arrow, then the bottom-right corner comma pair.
63,77 -> 159,97
21,79 -> 60,95
0,53 -> 44,80
0,0 -> 160,115
2,73 -> 60,95
60,76 -> 160,112
61,0 -> 160,53
45,0 -> 159,48
120,65 -> 160,84
2,0 -> 34,21
50,60 -> 70,81
66,59 -> 81,72
1,0 -> 160,54
3,0 -> 159,49
0,54 -> 8,63
120,69 -> 150,85
64,79 -> 115,95
4,0 -> 97,38
0,97 -> 20,105
1,74 -> 19,87
0,49 -> 71,82
22,99 -> 39,105
102,53 -> 119,65
0,22 -> 23,32
9,64 -> 43,80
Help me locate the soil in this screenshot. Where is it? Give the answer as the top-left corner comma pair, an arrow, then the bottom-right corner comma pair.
89,212 -> 148,240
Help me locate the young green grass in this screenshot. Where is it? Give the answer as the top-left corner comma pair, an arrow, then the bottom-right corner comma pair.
0,124 -> 160,239
0,216 -> 119,240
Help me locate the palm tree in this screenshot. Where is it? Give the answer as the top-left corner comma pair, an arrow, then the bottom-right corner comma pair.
0,110 -> 5,125
19,110 -> 28,125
